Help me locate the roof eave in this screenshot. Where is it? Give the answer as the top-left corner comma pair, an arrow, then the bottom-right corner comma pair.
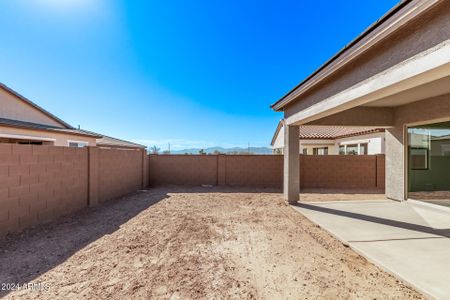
0,122 -> 102,138
270,0 -> 440,111
270,120 -> 284,146
97,143 -> 146,149
0,82 -> 75,129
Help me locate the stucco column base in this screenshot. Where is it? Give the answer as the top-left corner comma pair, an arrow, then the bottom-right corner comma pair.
283,124 -> 300,204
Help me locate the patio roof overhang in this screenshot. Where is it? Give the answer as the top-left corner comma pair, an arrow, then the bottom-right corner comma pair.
271,0 -> 450,129
277,0 -> 450,204
285,40 -> 450,127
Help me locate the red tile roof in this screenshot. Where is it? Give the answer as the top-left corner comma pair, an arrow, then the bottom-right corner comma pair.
271,120 -> 384,145
299,126 -> 383,139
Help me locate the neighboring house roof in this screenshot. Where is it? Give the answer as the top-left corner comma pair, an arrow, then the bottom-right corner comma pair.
299,126 -> 384,140
96,135 -> 147,149
270,120 -> 384,146
0,82 -> 74,129
77,129 -> 146,149
270,0 -> 437,111
0,117 -> 101,138
0,83 -> 146,147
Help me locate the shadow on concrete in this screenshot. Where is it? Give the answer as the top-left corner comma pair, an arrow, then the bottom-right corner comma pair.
294,202 -> 450,238
0,190 -> 168,298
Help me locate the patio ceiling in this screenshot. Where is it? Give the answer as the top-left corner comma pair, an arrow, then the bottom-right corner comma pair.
364,75 -> 450,107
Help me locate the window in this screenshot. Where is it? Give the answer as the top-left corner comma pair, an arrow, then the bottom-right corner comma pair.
346,144 -> 358,155
313,147 -> 328,155
339,145 -> 345,155
68,141 -> 88,148
18,141 -> 43,145
302,148 -> 307,155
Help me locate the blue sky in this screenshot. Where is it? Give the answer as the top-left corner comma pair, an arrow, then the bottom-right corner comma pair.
0,0 -> 398,150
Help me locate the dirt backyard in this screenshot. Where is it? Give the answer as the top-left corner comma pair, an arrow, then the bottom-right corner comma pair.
0,187 -> 422,299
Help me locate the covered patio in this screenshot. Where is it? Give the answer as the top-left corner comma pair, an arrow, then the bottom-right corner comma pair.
272,1 -> 450,299
272,0 -> 450,204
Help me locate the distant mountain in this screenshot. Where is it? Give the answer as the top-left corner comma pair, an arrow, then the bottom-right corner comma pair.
168,146 -> 273,155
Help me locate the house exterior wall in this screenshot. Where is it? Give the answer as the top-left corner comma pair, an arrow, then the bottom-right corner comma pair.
386,93 -> 450,200
335,132 -> 385,155
0,126 -> 96,146
272,129 -> 384,155
272,125 -> 284,150
284,1 -> 450,118
0,89 -> 64,127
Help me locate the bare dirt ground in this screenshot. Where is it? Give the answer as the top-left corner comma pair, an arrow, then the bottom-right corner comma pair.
1,187 -> 422,299
300,188 -> 386,202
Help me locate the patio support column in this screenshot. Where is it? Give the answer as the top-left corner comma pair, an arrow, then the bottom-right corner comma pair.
283,123 -> 300,204
385,125 -> 407,201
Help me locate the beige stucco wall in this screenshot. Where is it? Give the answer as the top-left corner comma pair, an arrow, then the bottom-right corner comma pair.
284,1 -> 450,118
0,88 -> 64,128
0,126 -> 97,146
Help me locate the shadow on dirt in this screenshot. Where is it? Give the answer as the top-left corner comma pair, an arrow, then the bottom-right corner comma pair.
0,190 -> 168,298
150,184 -> 283,194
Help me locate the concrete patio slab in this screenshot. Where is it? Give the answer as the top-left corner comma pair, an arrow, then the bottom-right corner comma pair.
409,199 -> 450,229
292,200 -> 450,300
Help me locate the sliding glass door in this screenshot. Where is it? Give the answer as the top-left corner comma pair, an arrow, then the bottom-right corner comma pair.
408,121 -> 450,206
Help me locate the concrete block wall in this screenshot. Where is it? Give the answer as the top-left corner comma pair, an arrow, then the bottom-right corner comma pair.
1,146 -> 385,237
0,144 -> 146,238
300,155 -> 385,189
148,154 -> 283,188
224,155 -> 283,187
376,155 -> 385,189
98,148 -> 144,202
148,154 -> 384,190
149,155 -> 218,186
0,144 -> 88,237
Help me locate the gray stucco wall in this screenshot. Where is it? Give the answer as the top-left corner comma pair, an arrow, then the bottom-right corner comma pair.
284,1 -> 450,118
